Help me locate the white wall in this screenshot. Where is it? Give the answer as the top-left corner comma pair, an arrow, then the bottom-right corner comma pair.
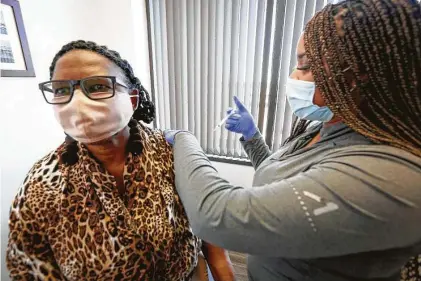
212,162 -> 254,187
0,1 -> 254,280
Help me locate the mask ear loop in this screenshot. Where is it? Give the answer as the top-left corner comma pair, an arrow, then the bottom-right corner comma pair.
296,65 -> 311,71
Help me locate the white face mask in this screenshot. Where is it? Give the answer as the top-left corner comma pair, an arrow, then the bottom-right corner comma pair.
286,77 -> 334,122
53,89 -> 134,143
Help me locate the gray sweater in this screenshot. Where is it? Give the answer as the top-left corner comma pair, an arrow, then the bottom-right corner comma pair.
173,123 -> 421,281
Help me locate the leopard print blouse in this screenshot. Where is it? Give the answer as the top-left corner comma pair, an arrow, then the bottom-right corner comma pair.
401,255 -> 421,281
6,124 -> 201,281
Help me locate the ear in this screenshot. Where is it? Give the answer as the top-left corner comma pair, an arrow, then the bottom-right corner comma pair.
313,87 -> 326,107
130,89 -> 140,110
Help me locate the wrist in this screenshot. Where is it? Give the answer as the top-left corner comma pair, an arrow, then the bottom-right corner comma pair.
243,127 -> 258,141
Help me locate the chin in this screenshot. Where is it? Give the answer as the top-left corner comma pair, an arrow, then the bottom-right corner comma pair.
89,138 -> 113,146
87,133 -> 117,146
88,129 -> 128,146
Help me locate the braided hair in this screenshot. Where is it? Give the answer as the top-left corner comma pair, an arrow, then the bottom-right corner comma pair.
304,0 -> 421,157
283,119 -> 311,145
50,40 -> 156,165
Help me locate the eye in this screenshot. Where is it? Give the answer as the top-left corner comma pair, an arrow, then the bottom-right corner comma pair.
54,87 -> 71,97
296,65 -> 311,71
88,84 -> 112,93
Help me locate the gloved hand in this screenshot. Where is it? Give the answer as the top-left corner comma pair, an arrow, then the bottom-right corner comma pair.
163,130 -> 190,145
225,96 -> 257,141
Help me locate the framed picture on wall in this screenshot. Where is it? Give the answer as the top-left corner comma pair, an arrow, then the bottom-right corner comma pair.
1,0 -> 35,77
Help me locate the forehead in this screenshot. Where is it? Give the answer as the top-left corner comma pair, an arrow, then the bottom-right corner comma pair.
296,34 -> 305,53
52,49 -> 123,80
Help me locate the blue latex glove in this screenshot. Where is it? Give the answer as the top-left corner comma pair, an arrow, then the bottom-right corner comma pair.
225,96 -> 257,141
163,130 -> 190,145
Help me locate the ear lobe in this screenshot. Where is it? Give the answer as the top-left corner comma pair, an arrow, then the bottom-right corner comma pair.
130,89 -> 140,110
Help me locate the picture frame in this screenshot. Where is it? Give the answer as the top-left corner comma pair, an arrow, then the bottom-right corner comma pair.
1,0 -> 35,77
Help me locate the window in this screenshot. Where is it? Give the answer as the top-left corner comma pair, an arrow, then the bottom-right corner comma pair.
146,0 -> 334,164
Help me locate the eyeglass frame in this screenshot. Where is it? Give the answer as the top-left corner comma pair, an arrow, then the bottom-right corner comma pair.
38,75 -> 132,105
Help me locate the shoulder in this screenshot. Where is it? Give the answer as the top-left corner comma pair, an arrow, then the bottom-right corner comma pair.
320,144 -> 421,200
138,124 -> 172,154
314,145 -> 421,247
140,124 -> 166,141
22,146 -> 63,191
136,124 -> 174,172
325,144 -> 421,173
11,145 -> 64,216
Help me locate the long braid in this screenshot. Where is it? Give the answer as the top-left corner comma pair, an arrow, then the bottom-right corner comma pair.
304,0 -> 421,157
283,119 -> 311,145
345,1 -> 419,143
50,40 -> 155,164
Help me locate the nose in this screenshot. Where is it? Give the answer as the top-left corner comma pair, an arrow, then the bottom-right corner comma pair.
73,87 -> 84,95
70,88 -> 86,102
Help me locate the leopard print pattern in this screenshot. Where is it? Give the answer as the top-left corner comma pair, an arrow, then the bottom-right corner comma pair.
401,255 -> 421,281
6,123 -> 200,281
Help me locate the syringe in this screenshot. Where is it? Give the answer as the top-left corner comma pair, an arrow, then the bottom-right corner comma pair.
213,111 -> 236,131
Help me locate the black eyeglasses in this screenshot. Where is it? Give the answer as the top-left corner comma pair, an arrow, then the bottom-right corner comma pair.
38,76 -> 129,104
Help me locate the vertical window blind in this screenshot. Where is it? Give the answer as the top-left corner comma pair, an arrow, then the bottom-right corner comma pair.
146,0 -> 334,163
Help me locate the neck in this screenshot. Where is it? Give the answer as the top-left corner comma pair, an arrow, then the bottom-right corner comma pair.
324,116 -> 342,127
86,127 -> 130,166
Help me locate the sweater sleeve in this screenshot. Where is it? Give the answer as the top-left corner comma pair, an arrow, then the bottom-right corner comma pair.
6,174 -> 65,280
173,132 -> 421,258
240,132 -> 271,170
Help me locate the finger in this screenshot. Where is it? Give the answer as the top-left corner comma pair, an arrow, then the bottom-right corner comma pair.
226,107 -> 234,115
225,119 -> 238,125
225,123 -> 236,131
227,114 -> 241,121
233,96 -> 246,112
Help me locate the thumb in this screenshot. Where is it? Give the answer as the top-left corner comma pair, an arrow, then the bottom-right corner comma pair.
233,96 -> 247,112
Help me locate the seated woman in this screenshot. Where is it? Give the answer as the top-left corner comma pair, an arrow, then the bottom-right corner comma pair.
6,40 -> 234,281
401,255 -> 421,281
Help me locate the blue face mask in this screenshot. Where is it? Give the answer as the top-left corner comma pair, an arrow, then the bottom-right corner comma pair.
286,77 -> 334,122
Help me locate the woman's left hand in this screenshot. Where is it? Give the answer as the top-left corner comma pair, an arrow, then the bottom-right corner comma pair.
163,130 -> 179,145
164,130 -> 192,145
